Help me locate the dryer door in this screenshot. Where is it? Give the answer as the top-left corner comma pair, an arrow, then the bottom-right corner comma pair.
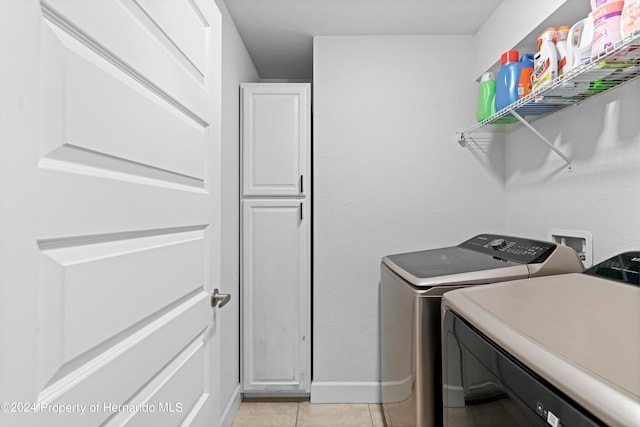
442,311 -> 602,427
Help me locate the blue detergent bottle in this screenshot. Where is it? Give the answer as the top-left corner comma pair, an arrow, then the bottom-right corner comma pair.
495,50 -> 520,111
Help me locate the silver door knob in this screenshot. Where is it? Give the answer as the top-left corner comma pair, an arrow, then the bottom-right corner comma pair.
211,289 -> 231,308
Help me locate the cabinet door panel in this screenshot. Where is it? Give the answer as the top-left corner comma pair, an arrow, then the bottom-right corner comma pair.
241,84 -> 309,197
242,200 -> 309,392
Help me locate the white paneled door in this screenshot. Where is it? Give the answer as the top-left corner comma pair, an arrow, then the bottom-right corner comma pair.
0,1 -> 222,426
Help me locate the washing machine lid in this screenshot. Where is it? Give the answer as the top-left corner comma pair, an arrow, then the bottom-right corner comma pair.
387,246 -> 523,277
382,234 -> 558,287
442,272 -> 640,427
383,246 -> 528,287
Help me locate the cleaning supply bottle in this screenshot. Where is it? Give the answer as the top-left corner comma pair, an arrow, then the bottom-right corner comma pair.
518,54 -> 534,98
555,26 -> 571,75
568,14 -> 594,69
532,28 -> 558,91
621,0 -> 640,37
591,0 -> 624,55
495,50 -> 520,111
476,72 -> 496,122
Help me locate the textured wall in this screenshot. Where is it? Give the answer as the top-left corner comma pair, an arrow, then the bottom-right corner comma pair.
312,35 -> 505,402
214,0 -> 259,420
504,79 -> 640,264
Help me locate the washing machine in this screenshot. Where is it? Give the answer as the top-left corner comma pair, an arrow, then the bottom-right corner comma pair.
380,233 -> 584,427
442,251 -> 640,427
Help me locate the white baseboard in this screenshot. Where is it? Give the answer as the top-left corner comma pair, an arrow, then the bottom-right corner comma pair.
310,381 -> 381,403
220,384 -> 242,427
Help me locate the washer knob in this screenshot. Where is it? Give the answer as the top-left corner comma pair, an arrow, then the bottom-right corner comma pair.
490,239 -> 507,250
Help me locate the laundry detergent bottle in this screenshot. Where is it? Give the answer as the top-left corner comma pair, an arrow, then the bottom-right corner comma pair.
495,50 -> 520,111
532,28 -> 558,91
476,72 -> 496,122
555,26 -> 571,75
621,0 -> 640,37
568,14 -> 594,68
591,0 -> 624,55
518,54 -> 534,98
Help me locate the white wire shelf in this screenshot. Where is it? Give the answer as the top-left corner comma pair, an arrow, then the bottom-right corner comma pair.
456,30 -> 640,171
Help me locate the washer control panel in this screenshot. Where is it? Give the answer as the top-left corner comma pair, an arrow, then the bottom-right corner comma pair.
459,234 -> 556,264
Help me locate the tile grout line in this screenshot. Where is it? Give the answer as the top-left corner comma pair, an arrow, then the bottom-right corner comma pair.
295,400 -> 300,427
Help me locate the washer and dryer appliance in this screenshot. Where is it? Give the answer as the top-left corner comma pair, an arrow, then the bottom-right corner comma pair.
442,252 -> 640,427
380,234 -> 584,427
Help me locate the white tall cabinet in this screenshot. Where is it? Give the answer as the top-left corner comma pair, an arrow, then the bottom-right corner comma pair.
240,83 -> 311,395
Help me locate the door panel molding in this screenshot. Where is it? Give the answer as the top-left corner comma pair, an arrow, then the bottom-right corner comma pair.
41,2 -> 209,127
39,228 -> 206,364
37,225 -> 208,250
39,144 -> 206,192
36,293 -> 209,425
104,333 -> 206,426
121,0 -> 208,82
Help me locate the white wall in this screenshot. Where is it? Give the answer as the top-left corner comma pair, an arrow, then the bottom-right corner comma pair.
214,0 -> 259,424
504,79 -> 640,264
312,35 -> 505,402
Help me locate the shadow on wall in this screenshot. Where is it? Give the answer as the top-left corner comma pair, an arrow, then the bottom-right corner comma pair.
501,79 -> 640,181
460,128 -> 505,182
616,81 -> 640,146
570,83 -> 640,161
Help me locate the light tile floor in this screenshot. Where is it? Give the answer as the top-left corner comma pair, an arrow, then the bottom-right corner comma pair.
231,400 -> 385,427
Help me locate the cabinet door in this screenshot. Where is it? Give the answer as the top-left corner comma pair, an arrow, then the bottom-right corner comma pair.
241,84 -> 310,197
242,200 -> 310,392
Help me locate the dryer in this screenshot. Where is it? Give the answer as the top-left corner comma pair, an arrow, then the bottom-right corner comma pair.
442,252 -> 640,427
380,234 -> 584,427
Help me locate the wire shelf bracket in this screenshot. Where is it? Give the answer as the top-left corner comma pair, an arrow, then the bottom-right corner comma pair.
511,110 -> 572,171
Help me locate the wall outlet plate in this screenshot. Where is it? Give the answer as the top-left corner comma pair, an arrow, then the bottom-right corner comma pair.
549,229 -> 593,268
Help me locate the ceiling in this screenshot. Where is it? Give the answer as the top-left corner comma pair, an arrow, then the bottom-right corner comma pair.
224,0 -> 504,80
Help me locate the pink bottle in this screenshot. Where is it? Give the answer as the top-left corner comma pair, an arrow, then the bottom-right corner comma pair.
621,0 -> 640,37
591,0 -> 625,55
